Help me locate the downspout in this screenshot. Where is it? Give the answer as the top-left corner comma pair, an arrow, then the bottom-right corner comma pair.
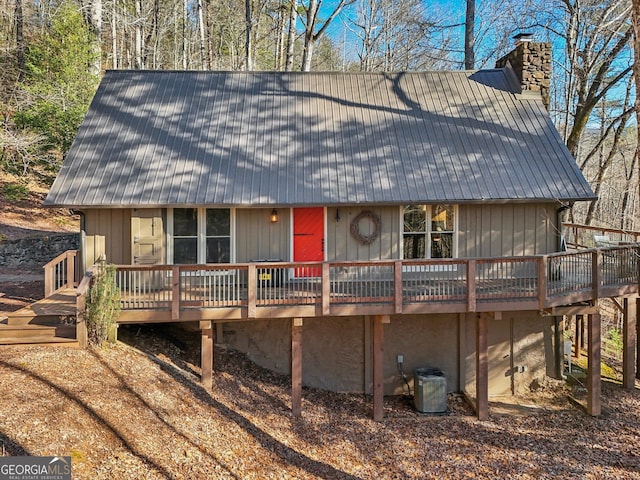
556,203 -> 571,252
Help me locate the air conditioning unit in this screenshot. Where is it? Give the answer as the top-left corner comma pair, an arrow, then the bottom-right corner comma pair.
414,368 -> 447,413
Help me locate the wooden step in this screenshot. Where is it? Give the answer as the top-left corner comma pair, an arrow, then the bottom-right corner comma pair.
5,314 -> 74,326
0,335 -> 79,348
0,324 -> 76,340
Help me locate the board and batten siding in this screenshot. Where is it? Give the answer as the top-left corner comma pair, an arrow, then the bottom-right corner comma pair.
81,203 -> 559,268
457,203 -> 558,258
83,208 -> 132,266
235,208 -> 291,262
327,206 -> 400,261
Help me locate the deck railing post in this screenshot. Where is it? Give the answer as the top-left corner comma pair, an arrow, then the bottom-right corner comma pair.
538,255 -> 548,310
44,263 -> 53,298
394,261 -> 403,314
76,292 -> 88,349
321,263 -> 330,315
171,265 -> 180,321
592,250 -> 602,299
467,260 -> 476,312
248,264 -> 256,318
66,251 -> 76,289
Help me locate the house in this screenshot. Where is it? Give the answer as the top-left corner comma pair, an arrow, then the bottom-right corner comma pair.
44,38 -> 638,420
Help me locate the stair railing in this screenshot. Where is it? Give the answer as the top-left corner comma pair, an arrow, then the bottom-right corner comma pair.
43,250 -> 78,297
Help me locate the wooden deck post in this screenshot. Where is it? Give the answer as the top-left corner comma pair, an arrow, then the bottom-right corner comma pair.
200,321 -> 214,389
575,314 -> 583,358
248,264 -> 256,318
291,318 -> 303,416
321,264 -> 330,315
394,261 -> 403,314
66,251 -> 76,289
623,298 -> 637,389
587,313 -> 601,416
476,313 -> 489,421
637,298 -> 640,380
171,265 -> 180,321
76,293 -> 88,349
467,260 -> 476,312
372,315 -> 387,421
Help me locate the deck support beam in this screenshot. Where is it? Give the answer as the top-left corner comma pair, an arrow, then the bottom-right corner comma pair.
200,321 -> 214,389
372,315 -> 388,421
475,313 -> 489,421
575,314 -> 584,358
291,318 -> 303,417
623,298 -> 637,389
587,313 -> 601,416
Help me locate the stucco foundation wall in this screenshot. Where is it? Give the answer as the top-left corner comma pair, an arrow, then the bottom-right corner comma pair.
462,312 -> 556,397
222,314 -> 461,396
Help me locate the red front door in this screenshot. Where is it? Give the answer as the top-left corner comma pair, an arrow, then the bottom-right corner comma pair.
293,207 -> 324,277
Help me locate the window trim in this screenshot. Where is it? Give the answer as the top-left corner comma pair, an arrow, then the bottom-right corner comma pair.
167,207 -> 236,264
400,204 -> 458,259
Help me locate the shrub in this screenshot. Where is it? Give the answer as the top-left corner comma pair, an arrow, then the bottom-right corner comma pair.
86,262 -> 120,347
605,327 -> 623,358
2,183 -> 29,201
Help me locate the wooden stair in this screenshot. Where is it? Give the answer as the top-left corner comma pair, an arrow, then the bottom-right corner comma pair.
0,289 -> 79,347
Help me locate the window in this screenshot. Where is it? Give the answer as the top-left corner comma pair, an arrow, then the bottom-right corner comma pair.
403,205 -> 456,259
169,208 -> 232,264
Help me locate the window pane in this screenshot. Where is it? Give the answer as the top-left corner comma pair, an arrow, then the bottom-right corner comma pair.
174,208 -> 198,236
432,205 -> 454,232
206,238 -> 230,263
174,238 -> 198,264
431,233 -> 453,258
403,234 -> 425,259
404,205 -> 426,232
206,209 -> 230,236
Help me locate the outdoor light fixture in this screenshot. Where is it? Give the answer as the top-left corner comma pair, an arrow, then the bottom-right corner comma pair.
335,209 -> 341,222
270,209 -> 279,223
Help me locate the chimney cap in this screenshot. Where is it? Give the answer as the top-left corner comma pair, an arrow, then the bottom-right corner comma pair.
514,32 -> 534,43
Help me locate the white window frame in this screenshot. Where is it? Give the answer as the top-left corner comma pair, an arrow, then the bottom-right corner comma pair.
167,207 -> 236,264
400,205 -> 458,270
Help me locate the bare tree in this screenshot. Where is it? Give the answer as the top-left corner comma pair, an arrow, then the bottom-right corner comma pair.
300,0 -> 355,71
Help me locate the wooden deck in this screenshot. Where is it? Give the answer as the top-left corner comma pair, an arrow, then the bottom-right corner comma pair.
11,243 -> 638,421
111,246 -> 640,323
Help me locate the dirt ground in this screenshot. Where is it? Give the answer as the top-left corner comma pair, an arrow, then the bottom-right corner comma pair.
0,174 -> 78,241
0,305 -> 638,479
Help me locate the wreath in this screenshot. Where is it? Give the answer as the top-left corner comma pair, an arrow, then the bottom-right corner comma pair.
350,210 -> 381,245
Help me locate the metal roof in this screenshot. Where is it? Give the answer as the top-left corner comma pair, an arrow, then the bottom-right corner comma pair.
45,70 -> 595,207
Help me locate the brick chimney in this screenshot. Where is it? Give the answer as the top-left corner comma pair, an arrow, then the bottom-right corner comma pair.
495,33 -> 552,111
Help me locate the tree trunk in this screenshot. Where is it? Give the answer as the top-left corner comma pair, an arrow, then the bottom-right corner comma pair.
15,0 -> 24,81
245,0 -> 254,70
111,0 -> 118,69
632,0 -> 640,217
89,0 -> 102,75
285,0 -> 297,71
464,0 -> 475,70
198,0 -> 209,69
135,0 -> 143,69
301,0 -> 318,71
182,0 -> 188,69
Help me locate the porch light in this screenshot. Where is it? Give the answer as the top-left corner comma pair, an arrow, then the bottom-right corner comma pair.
270,209 -> 279,223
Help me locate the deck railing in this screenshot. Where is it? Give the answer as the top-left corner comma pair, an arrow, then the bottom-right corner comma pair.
113,245 -> 640,320
43,250 -> 78,297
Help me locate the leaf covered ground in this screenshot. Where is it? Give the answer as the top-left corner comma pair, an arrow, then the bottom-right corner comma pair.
0,323 -> 638,480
